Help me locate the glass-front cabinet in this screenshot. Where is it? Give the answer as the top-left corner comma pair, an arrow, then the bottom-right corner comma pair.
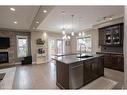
99,23 -> 123,46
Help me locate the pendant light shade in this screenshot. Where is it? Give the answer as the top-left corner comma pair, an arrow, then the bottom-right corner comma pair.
71,15 -> 74,36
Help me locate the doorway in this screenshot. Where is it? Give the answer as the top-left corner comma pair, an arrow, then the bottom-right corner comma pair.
48,38 -> 64,63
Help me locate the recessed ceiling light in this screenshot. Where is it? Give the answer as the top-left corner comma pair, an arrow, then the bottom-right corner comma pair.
71,32 -> 74,36
36,21 -> 39,24
44,32 -> 47,36
10,8 -> 15,11
79,32 -> 81,37
62,30 -> 65,35
14,21 -> 18,24
43,10 -> 47,13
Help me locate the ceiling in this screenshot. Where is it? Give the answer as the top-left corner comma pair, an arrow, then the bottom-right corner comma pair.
38,6 -> 124,33
0,6 -> 124,33
0,6 -> 40,30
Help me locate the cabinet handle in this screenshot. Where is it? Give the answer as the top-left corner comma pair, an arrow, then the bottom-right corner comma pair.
71,64 -> 83,69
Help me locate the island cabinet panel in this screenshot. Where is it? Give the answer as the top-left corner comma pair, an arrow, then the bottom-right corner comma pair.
56,55 -> 104,89
56,60 -> 69,89
83,58 -> 98,84
83,57 -> 104,85
97,57 -> 104,76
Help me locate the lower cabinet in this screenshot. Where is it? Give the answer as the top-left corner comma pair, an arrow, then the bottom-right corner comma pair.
104,54 -> 124,72
56,56 -> 104,89
83,57 -> 104,84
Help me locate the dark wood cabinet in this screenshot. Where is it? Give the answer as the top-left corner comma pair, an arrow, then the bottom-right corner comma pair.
97,57 -> 104,76
56,56 -> 104,89
84,58 -> 97,84
99,23 -> 123,46
84,57 -> 104,85
103,54 -> 124,72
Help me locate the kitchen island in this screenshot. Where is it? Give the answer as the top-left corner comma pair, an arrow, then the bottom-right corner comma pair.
53,53 -> 104,89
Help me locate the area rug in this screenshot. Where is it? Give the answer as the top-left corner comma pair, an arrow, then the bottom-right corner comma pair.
0,73 -> 6,80
0,67 -> 16,89
81,77 -> 118,89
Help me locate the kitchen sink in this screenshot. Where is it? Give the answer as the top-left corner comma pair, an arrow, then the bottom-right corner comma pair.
77,55 -> 93,58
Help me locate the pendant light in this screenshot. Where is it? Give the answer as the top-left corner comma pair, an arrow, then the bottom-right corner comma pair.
62,11 -> 65,35
71,15 -> 74,36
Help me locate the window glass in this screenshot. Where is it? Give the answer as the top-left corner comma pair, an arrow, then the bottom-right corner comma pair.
17,36 -> 28,58
77,36 -> 91,52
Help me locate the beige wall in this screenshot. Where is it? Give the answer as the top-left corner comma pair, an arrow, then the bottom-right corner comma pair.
70,29 -> 101,54
31,31 -> 71,62
124,6 -> 127,89
70,30 -> 99,54
31,31 -> 44,62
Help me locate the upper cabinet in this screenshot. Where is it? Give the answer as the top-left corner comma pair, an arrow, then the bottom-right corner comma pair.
99,23 -> 124,46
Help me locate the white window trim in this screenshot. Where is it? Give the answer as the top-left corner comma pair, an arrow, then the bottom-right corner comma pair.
16,35 -> 28,58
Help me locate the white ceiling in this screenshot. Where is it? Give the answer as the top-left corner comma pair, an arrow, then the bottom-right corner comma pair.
38,6 -> 124,33
0,6 -> 39,30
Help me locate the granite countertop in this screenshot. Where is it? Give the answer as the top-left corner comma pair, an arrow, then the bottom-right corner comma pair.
53,53 -> 104,64
53,52 -> 80,57
96,52 -> 123,55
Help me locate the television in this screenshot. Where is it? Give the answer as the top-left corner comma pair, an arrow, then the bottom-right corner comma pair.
0,37 -> 10,49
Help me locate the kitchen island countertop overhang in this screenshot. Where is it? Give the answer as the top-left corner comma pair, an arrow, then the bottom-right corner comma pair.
53,53 -> 104,64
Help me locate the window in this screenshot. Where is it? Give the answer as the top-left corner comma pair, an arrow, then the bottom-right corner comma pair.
17,36 -> 28,58
77,36 -> 92,52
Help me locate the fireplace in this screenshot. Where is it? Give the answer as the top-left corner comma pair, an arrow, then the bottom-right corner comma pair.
0,52 -> 9,64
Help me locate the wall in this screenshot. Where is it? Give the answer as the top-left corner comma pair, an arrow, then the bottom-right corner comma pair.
31,31 -> 66,63
124,6 -> 127,89
70,29 -> 101,54
70,35 -> 77,53
31,31 -> 45,62
0,30 -> 31,64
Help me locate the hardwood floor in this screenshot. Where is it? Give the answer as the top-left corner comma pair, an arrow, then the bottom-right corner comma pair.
0,67 -> 16,89
12,63 -> 58,89
12,63 -> 124,89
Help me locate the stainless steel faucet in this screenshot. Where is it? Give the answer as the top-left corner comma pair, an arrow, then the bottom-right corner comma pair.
80,43 -> 86,57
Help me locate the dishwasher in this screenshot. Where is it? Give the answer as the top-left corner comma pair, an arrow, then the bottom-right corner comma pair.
69,62 -> 84,89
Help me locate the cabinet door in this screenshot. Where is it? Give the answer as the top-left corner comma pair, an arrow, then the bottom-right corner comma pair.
117,56 -> 124,72
84,58 -> 98,84
104,55 -> 112,68
104,28 -> 113,46
84,60 -> 93,84
104,54 -> 124,72
97,57 -> 104,76
112,55 -> 124,72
